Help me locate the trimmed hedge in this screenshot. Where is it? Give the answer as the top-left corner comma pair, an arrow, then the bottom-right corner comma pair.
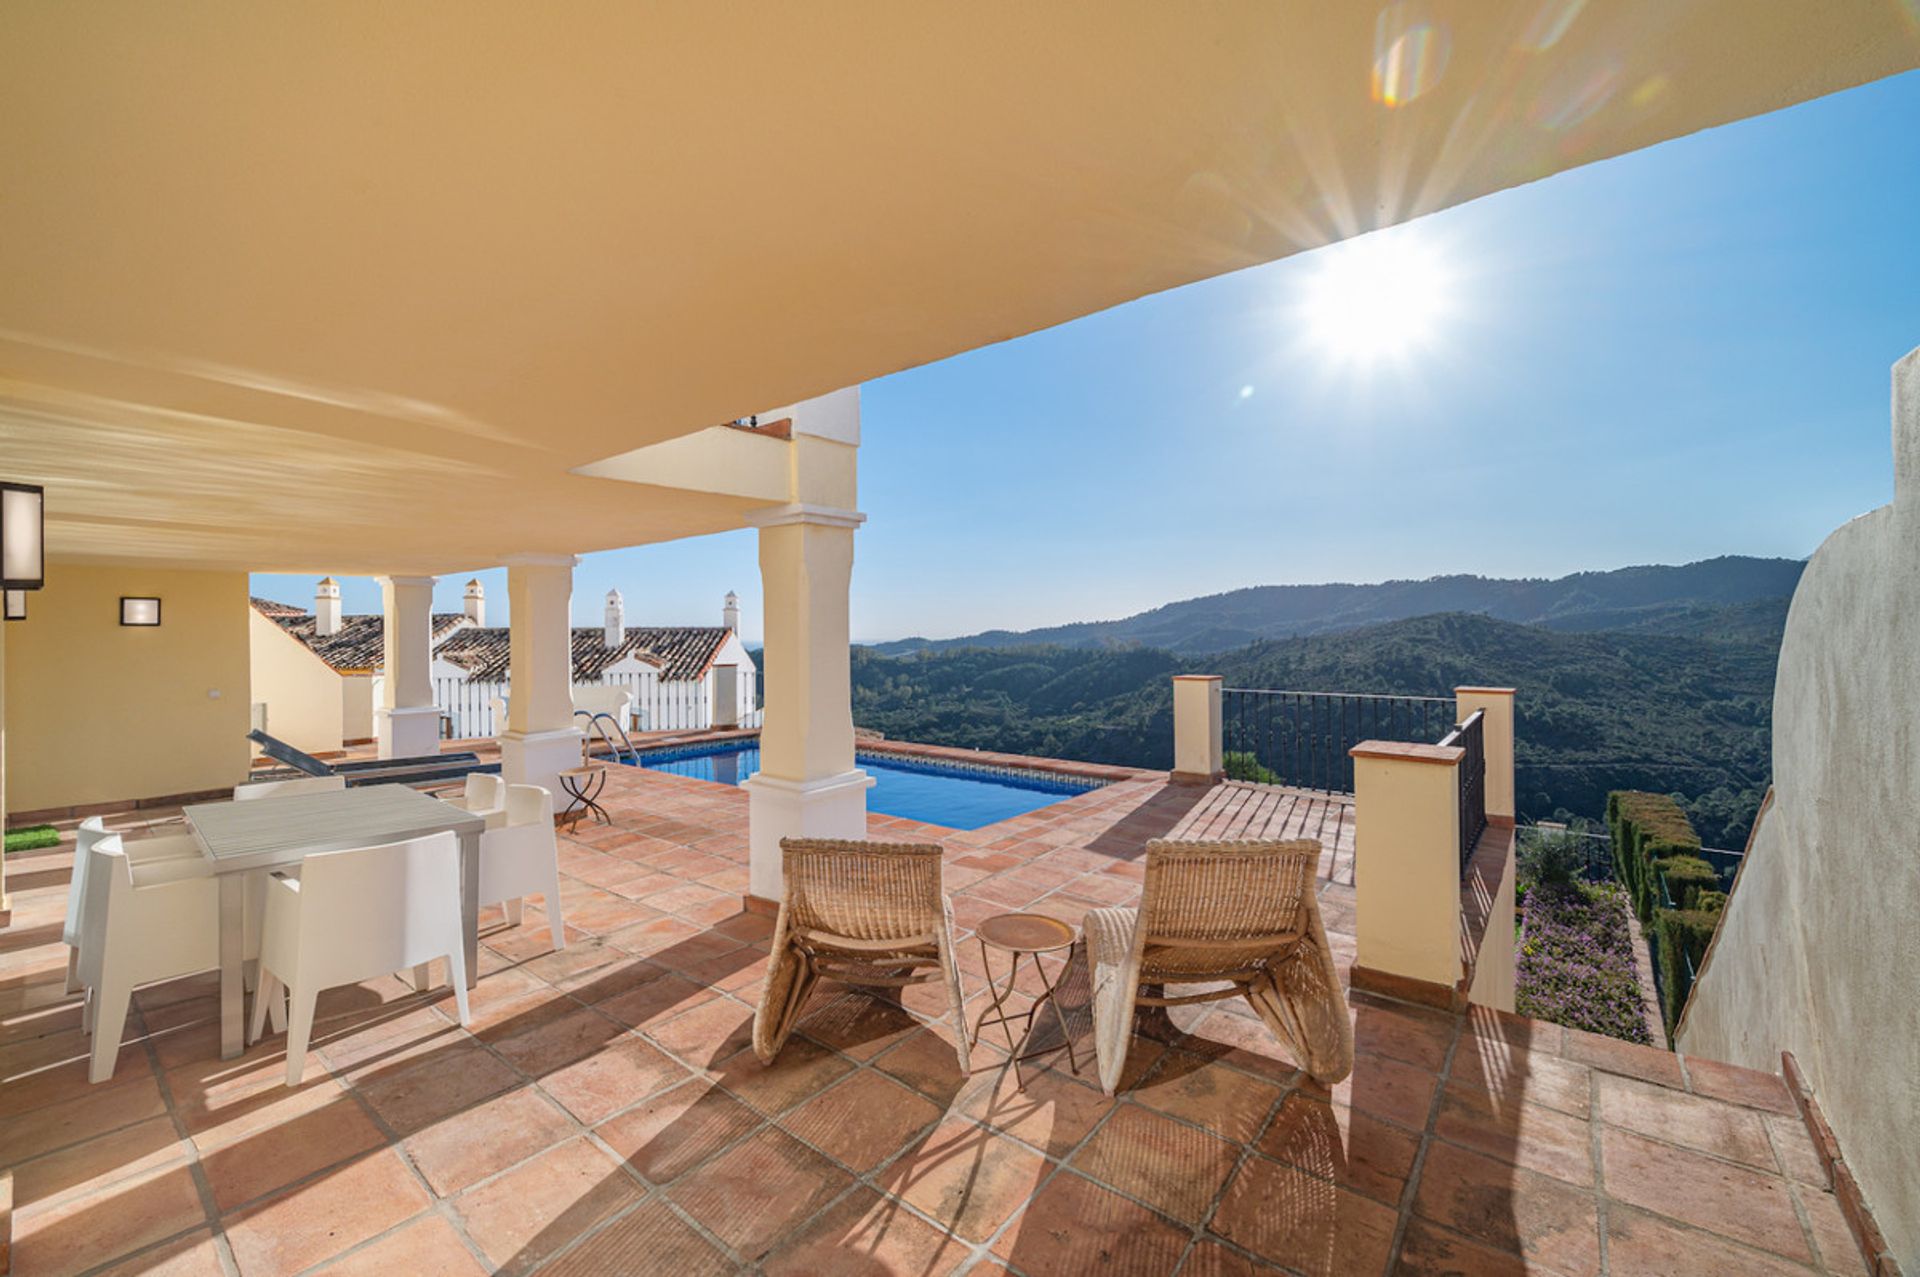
1655,855 -> 1721,912
1606,791 -> 1701,923
1654,907 -> 1720,1039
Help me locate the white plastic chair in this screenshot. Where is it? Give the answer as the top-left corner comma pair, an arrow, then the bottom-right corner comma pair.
248,832 -> 470,1085
234,775 -> 347,801
78,835 -> 220,1083
480,784 -> 565,949
446,772 -> 506,823
65,819 -> 207,994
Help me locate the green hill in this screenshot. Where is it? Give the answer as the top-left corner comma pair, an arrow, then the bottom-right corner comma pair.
852,610 -> 1776,848
872,556 -> 1803,656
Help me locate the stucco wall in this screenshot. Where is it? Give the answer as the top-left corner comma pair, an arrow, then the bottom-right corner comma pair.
1678,348 -> 1920,1269
4,563 -> 251,811
342,674 -> 378,743
247,607 -> 345,755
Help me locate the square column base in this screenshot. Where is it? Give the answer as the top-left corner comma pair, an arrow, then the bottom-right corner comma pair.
500,728 -> 586,800
745,769 -> 876,901
376,705 -> 442,759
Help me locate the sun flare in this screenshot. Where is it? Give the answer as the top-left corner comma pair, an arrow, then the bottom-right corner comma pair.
1298,230 -> 1453,367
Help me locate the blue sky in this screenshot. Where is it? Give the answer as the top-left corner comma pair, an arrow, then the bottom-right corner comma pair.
256,70 -> 1920,644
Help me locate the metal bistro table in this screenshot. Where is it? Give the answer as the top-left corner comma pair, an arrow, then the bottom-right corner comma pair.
183,784 -> 487,1060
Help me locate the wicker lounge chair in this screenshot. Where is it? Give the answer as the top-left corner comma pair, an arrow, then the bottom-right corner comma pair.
1084,838 -> 1352,1094
752,838 -> 970,1070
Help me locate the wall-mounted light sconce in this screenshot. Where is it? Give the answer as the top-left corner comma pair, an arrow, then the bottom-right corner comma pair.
4,589 -> 24,622
1,481 -> 46,591
120,596 -> 162,627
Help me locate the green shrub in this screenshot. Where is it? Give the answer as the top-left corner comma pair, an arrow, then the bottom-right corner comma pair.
1517,825 -> 1586,890
1654,907 -> 1721,1039
1222,751 -> 1279,785
1656,856 -> 1720,912
1695,889 -> 1728,915
3,824 -> 59,854
1607,791 -> 1701,922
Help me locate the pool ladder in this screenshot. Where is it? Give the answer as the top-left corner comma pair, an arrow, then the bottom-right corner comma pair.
575,710 -> 639,765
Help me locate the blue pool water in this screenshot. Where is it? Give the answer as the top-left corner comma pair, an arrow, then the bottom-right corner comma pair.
631,743 -> 1099,830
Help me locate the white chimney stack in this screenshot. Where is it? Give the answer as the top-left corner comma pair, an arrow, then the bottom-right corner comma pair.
464,577 -> 485,626
723,590 -> 740,634
314,577 -> 342,637
605,588 -> 625,647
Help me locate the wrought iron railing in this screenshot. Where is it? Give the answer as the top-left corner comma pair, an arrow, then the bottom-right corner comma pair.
1221,688 -> 1459,794
1440,710 -> 1487,873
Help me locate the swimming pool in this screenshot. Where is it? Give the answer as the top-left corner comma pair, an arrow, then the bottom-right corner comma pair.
630,742 -> 1101,830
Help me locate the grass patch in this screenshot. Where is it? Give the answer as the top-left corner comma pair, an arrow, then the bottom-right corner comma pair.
4,824 -> 60,854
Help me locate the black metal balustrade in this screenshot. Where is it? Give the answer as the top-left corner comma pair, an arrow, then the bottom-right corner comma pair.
1221,688 -> 1459,795
1441,709 -> 1488,874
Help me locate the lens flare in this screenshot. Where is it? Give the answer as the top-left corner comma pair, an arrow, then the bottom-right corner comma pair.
1372,6 -> 1451,107
1517,0 -> 1589,52
1297,229 -> 1453,367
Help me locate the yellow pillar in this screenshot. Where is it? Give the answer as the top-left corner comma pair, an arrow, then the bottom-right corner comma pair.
376,574 -> 439,758
500,555 -> 583,796
1454,686 -> 1516,824
744,506 -> 872,902
1171,674 -> 1223,783
1350,741 -> 1464,1004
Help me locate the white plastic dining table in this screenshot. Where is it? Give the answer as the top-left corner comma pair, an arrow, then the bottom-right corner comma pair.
183,784 -> 487,1060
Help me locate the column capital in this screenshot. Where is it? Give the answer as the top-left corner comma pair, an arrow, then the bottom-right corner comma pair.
377,574 -> 438,588
745,502 -> 866,530
500,553 -> 579,569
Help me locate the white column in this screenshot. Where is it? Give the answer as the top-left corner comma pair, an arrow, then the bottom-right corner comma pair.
1171,674 -> 1223,783
744,505 -> 873,903
375,575 -> 440,759
499,555 -> 583,796
1,614 -> 11,913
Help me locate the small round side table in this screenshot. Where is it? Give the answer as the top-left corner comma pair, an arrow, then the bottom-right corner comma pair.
972,912 -> 1080,1074
557,764 -> 610,831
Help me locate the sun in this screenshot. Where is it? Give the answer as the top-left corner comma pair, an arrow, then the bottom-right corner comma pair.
1298,229 -> 1453,367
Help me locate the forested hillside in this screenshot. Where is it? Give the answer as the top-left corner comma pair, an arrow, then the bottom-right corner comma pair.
852,609 -> 1777,847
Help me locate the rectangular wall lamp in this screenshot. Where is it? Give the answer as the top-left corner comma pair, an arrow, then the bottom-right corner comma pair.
4,588 -> 24,621
120,596 -> 162,627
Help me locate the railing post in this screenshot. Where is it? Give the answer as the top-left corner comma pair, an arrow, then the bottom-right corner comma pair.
1171,675 -> 1223,785
1350,739 -> 1466,1009
1454,686 -> 1515,825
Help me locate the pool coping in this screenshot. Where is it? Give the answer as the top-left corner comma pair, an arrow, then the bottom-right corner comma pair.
611,729 -> 1158,789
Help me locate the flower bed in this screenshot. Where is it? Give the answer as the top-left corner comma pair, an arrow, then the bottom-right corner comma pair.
1516,880 -> 1653,1044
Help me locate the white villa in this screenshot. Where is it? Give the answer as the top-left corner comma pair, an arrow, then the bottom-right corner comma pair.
250,579 -> 757,752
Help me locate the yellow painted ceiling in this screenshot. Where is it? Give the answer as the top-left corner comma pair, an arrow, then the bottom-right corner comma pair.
2,3 -> 1914,574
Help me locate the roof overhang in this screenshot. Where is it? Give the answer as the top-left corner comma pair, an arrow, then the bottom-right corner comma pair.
3,4 -> 1914,573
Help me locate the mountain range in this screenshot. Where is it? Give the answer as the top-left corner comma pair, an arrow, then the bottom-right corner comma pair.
871,556 -> 1803,656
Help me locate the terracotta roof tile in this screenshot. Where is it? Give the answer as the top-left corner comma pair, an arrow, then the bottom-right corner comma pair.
251,599 -> 469,674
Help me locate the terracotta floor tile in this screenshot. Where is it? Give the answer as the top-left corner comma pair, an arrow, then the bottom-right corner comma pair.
993,1168 -> 1190,1274
353,1039 -> 522,1136
646,995 -> 756,1068
1683,1055 -> 1799,1115
778,1068 -> 943,1173
1598,1070 -> 1775,1170
1299,1050 -> 1437,1132
881,1117 -> 1049,1244
1131,1048 -> 1283,1144
1793,1181 -> 1871,1277
451,1137 -> 645,1276
90,1227 -> 228,1277
1562,1027 -> 1683,1089
1447,1036 -> 1593,1119
1410,1141 -> 1600,1275
953,1057 -> 1113,1156
196,1089 -> 387,1212
1187,1008 -> 1306,1081
1433,1085 -> 1596,1188
1350,997 -> 1455,1072
7,1115 -> 189,1212
1604,1203 -> 1816,1277
1210,1152 -> 1400,1277
1394,1218 -> 1536,1276
1069,1103 -> 1239,1225
712,1033 -> 855,1117
310,1213 -> 489,1276
592,970 -> 716,1033
490,1005 -> 628,1078
539,1198 -> 736,1277
538,1033 -> 690,1124
11,1160 -> 209,1277
668,1125 -> 854,1260
1257,1094 -> 1419,1208
0,1070 -> 168,1167
1179,1237 -> 1292,1274
1600,1125 -> 1810,1262
222,1149 -> 432,1276
1765,1113 -> 1830,1187
762,1184 -> 975,1277
794,991 -> 925,1060
404,1085 -> 577,1195
594,1078 -> 764,1185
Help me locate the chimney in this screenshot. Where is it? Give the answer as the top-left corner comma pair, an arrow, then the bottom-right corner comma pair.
723,590 -> 740,634
463,577 -> 485,626
314,577 -> 342,637
605,588 -> 625,647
